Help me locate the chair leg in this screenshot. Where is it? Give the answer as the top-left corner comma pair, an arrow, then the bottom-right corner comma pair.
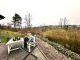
29,43 -> 31,52
8,46 -> 10,54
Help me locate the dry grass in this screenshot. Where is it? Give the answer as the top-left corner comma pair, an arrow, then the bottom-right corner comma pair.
43,29 -> 80,54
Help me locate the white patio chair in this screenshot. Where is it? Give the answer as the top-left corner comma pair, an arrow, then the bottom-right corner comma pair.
6,38 -> 24,54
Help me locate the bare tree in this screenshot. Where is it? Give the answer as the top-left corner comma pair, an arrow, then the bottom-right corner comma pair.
59,17 -> 69,29
59,18 -> 63,28
63,17 -> 69,29
24,13 -> 32,28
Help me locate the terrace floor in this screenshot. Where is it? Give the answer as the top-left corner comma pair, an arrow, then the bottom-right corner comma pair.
0,43 -> 47,60
0,38 -> 71,60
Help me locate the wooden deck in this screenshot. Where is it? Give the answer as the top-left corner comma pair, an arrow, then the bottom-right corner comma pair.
0,38 -> 71,60
0,43 -> 47,60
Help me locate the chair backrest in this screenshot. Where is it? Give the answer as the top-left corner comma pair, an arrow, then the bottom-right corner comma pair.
28,35 -> 35,42
24,37 -> 29,42
29,37 -> 34,42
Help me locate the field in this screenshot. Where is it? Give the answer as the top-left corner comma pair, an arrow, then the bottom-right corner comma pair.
43,29 -> 80,54
0,30 -> 24,43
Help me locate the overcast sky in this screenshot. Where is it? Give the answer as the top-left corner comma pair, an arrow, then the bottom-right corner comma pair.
0,0 -> 80,26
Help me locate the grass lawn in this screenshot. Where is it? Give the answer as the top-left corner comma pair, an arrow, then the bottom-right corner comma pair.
0,30 -> 24,43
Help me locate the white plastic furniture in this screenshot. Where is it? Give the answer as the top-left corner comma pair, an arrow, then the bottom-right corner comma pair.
6,38 -> 24,54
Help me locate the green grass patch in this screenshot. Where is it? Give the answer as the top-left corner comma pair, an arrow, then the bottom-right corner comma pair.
0,30 -> 24,43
